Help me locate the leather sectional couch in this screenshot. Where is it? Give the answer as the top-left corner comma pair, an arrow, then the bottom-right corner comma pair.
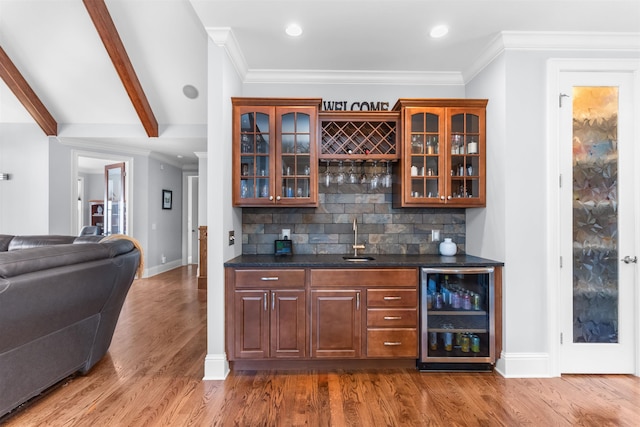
0,234 -> 141,418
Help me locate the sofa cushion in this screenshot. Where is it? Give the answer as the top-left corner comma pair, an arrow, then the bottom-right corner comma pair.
0,235 -> 12,252
0,244 -> 112,279
8,235 -> 76,251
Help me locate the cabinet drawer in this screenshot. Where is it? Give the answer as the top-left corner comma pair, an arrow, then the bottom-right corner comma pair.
367,289 -> 417,308
367,329 -> 417,358
367,308 -> 417,328
310,268 -> 417,287
235,269 -> 305,288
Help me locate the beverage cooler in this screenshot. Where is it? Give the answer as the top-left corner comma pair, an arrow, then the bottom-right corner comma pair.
419,267 -> 495,371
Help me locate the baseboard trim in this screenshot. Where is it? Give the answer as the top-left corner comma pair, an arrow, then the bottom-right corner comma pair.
494,352 -> 555,378
144,260 -> 183,278
203,353 -> 229,380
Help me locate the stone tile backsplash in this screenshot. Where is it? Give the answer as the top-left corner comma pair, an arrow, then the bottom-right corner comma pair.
242,182 -> 466,256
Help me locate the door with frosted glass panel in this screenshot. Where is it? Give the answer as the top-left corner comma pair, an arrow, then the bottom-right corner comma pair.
104,162 -> 126,236
559,73 -> 636,373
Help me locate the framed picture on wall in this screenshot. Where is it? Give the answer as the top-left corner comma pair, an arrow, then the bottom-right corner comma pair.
162,189 -> 172,210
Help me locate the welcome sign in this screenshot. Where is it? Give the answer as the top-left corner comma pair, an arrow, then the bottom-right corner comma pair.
322,101 -> 391,111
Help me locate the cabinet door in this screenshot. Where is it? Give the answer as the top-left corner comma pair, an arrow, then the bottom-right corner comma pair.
275,106 -> 318,206
234,106 -> 276,205
404,108 -> 446,206
233,290 -> 269,359
446,107 -> 486,206
270,290 -> 306,358
311,290 -> 362,358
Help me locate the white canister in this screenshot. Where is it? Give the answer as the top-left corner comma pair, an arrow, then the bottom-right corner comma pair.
411,165 -> 418,176
467,141 -> 478,154
439,238 -> 457,256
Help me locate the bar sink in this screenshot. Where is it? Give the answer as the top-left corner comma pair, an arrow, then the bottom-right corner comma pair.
342,256 -> 375,262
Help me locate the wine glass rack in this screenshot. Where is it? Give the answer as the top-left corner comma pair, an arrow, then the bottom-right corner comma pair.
319,111 -> 399,160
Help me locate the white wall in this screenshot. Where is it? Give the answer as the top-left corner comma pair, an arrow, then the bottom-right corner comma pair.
146,155 -> 184,274
0,124 -> 49,235
204,37 -> 243,380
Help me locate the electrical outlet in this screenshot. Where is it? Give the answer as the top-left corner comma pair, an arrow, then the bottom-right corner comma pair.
229,230 -> 235,245
161,254 -> 166,264
431,230 -> 440,242
282,229 -> 291,240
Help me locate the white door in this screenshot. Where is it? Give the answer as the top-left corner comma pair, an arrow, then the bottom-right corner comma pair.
559,71 -> 637,373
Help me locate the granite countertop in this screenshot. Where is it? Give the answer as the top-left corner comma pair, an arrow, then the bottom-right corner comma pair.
224,253 -> 504,268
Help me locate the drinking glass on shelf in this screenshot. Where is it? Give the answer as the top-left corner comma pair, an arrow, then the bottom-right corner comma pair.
322,160 -> 332,188
334,160 -> 346,185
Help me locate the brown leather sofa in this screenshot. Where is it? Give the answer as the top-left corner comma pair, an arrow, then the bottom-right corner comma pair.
0,235 -> 141,418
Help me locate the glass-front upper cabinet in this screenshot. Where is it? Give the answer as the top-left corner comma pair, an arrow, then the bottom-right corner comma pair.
393,99 -> 487,208
232,98 -> 321,207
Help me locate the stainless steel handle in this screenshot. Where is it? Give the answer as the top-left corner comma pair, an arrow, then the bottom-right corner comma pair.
622,256 -> 638,264
272,292 -> 275,310
383,296 -> 401,301
263,292 -> 268,311
356,292 -> 360,310
383,342 -> 402,346
260,277 -> 279,281
384,316 -> 402,320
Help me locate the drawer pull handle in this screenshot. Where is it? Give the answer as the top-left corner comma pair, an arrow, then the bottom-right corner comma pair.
384,316 -> 402,320
383,296 -> 401,301
260,277 -> 279,281
384,342 -> 402,346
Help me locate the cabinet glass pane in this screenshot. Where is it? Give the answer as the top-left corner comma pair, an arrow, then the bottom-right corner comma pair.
411,113 -> 425,132
426,113 -> 439,133
256,112 -> 269,133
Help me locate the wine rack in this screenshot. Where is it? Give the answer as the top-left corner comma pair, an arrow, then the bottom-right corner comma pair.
319,111 -> 399,160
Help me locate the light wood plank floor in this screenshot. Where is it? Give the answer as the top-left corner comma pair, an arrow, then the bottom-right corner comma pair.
3,266 -> 640,426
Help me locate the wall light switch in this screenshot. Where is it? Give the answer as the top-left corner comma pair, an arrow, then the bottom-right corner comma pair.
229,230 -> 235,246
431,230 -> 440,242
282,229 -> 291,240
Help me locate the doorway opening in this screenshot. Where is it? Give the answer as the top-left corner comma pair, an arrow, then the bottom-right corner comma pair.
72,151 -> 132,237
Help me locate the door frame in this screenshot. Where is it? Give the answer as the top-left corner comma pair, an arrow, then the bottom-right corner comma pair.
71,150 -> 133,236
546,58 -> 640,377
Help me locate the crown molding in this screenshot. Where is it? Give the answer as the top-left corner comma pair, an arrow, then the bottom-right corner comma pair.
206,27 -> 248,80
464,31 -> 640,82
208,27 -> 639,86
243,69 -> 464,86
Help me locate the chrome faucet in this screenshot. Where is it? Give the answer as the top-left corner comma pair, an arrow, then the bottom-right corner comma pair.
352,218 -> 365,256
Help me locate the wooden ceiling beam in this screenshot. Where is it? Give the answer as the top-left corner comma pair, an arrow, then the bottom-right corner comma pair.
0,46 -> 58,136
83,0 -> 158,137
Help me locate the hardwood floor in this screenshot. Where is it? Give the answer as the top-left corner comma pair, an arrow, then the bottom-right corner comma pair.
3,266 -> 640,426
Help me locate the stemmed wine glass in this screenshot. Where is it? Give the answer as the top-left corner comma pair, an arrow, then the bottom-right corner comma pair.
382,161 -> 392,188
322,160 -> 332,188
370,161 -> 380,190
348,161 -> 358,184
359,161 -> 367,184
334,160 -> 346,185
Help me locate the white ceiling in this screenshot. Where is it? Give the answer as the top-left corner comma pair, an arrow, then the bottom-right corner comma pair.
1,0 -> 639,167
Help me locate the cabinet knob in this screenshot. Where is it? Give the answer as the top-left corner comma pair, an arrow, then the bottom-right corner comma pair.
440,196 -> 445,200
276,195 -> 281,201
447,195 -> 452,200
269,195 -> 274,201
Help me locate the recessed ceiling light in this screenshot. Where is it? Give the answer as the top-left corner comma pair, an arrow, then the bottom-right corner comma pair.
182,84 -> 199,99
286,23 -> 303,37
430,24 -> 449,38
